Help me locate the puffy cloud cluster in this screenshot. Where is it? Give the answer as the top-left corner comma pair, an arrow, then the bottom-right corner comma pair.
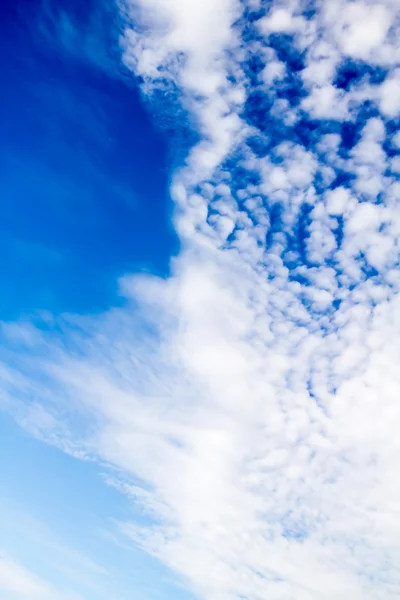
2,0 -> 400,599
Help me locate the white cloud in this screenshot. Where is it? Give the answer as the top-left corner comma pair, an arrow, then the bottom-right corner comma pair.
392,130 -> 400,148
391,155 -> 400,172
2,0 -> 400,599
121,0 -> 244,180
334,2 -> 392,61
379,68 -> 400,117
259,8 -> 305,34
325,186 -> 355,216
4,241 -> 400,598
301,83 -> 349,119
346,202 -> 382,233
262,60 -> 286,84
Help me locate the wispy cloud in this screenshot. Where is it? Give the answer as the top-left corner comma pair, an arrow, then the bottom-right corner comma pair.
0,551 -> 82,600
2,0 -> 400,598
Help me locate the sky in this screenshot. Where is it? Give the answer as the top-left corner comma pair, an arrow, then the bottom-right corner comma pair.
0,0 -> 400,599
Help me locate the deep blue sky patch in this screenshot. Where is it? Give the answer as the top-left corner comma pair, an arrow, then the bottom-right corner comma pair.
0,0 -> 177,319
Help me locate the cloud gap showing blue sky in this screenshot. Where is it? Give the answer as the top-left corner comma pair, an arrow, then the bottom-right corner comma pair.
1,0 -> 400,599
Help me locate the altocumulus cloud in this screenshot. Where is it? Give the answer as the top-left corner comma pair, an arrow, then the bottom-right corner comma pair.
2,0 -> 400,599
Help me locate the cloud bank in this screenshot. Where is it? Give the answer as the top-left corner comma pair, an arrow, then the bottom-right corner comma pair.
2,0 -> 400,598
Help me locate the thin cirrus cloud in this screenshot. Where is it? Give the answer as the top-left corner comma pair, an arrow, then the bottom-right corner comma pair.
0,551 -> 81,600
2,0 -> 400,599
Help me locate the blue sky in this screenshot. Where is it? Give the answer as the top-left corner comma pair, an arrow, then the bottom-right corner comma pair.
0,413 -> 187,600
0,0 -> 177,320
1,0 -> 400,599
1,1 -> 185,598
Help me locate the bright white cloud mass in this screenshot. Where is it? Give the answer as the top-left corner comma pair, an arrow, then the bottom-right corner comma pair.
2,0 -> 400,598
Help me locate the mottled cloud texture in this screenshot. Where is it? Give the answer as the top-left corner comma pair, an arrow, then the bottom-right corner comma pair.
2,1 -> 400,598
